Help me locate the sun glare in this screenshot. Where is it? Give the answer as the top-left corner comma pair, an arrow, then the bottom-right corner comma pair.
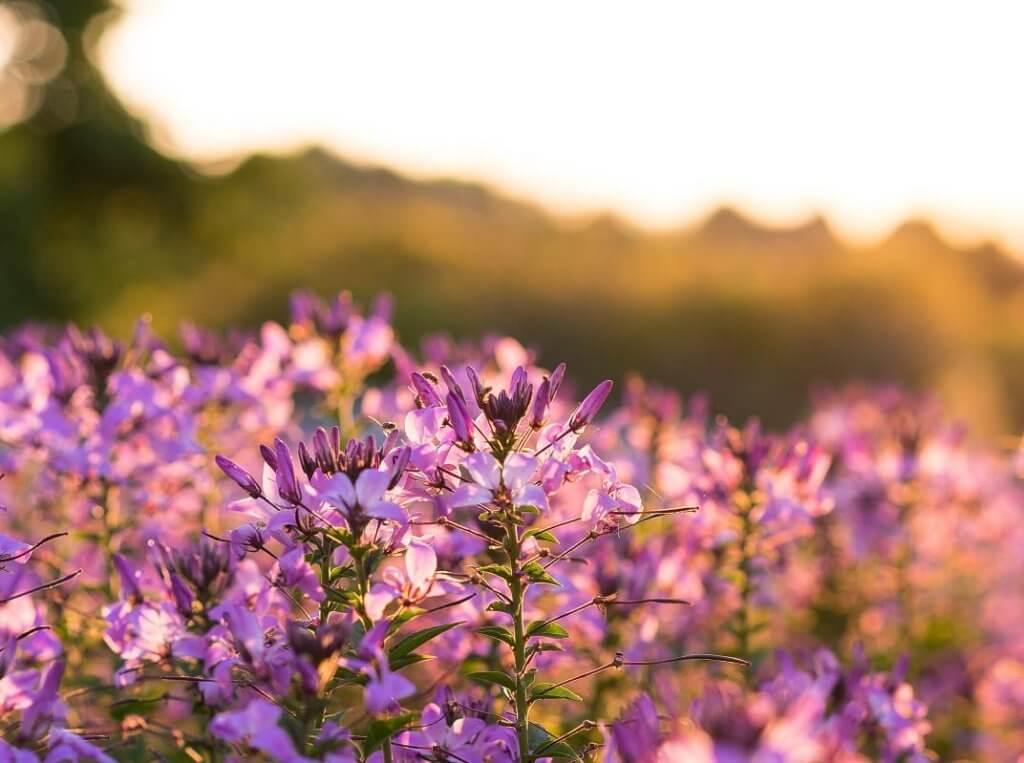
98,0 -> 1024,251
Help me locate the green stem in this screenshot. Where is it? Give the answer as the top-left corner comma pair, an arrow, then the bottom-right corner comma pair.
734,490 -> 756,663
382,738 -> 394,763
507,521 -> 531,763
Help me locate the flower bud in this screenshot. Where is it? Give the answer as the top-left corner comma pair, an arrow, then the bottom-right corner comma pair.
411,372 -> 441,408
530,378 -> 551,429
440,365 -> 466,403
215,455 -> 262,499
313,427 -> 334,473
569,380 -> 613,431
446,392 -> 474,449
297,441 -> 317,479
169,573 -> 194,617
274,438 -> 302,505
548,362 -> 567,402
465,365 -> 487,407
387,446 -> 412,490
259,444 -> 277,471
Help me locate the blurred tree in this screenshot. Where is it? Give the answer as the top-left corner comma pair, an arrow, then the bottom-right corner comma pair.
0,0 -> 193,323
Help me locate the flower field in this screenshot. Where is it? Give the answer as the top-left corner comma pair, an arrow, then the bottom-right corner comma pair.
1,290 -> 1021,761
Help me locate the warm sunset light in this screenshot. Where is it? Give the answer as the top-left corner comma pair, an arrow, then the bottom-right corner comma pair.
6,2 -> 1024,759
98,0 -> 1024,249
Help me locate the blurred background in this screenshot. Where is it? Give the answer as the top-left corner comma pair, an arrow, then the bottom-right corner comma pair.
3,0 -> 1024,433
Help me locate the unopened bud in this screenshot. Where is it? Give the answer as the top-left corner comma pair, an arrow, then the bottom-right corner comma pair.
215,455 -> 262,499
569,380 -> 613,431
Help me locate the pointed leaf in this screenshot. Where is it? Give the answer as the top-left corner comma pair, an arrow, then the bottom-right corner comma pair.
475,625 -> 515,647
522,561 -> 560,586
363,712 -> 416,754
467,670 -> 516,692
389,621 -> 462,660
528,722 -> 577,758
530,682 -> 583,702
526,621 -> 569,639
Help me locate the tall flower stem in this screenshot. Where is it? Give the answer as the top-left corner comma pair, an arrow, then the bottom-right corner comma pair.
505,520 -> 531,763
732,487 -> 757,666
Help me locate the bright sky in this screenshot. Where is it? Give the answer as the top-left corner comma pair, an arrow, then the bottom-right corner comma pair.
98,1 -> 1024,251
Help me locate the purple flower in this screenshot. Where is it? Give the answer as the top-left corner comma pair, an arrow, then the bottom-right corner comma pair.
446,392 -> 475,450
315,467 -> 407,526
216,455 -> 263,498
569,379 -> 613,431
273,438 -> 302,505
364,663 -> 416,716
210,699 -> 311,762
449,452 -> 548,512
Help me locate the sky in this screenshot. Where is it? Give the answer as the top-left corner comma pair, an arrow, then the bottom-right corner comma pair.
97,1 -> 1024,251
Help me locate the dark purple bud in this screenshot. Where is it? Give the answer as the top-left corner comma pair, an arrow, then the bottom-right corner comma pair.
531,378 -> 551,429
297,442 -> 317,479
215,455 -> 262,499
113,554 -> 142,602
330,426 -> 341,455
290,290 -> 318,326
440,365 -> 466,403
446,392 -> 474,449
323,292 -> 354,334
274,438 -> 302,505
313,427 -> 334,473
259,444 -> 278,471
169,573 -> 194,616
548,362 -> 567,402
382,428 -> 401,454
510,366 -> 528,394
569,380 -> 613,431
387,446 -> 412,489
372,293 -> 393,321
411,372 -> 442,408
465,365 -> 487,406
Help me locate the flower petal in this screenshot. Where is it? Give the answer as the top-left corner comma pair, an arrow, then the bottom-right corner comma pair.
355,468 -> 390,507
514,484 -> 549,513
405,538 -> 437,591
463,452 -> 502,490
448,483 -> 493,508
502,453 -> 539,490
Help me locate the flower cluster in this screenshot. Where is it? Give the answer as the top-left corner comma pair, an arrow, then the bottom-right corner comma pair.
2,288 -> 1022,760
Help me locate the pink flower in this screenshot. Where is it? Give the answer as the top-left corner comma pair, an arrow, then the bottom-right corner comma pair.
449,452 -> 548,512
315,468 -> 406,525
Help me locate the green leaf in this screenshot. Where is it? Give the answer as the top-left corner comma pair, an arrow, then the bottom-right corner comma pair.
486,600 -> 513,615
388,621 -> 462,660
324,587 -> 360,605
475,625 -> 515,647
476,563 -> 514,583
386,607 -> 426,632
526,621 -> 569,639
467,670 -> 517,692
329,565 -> 355,582
526,642 -> 566,660
388,653 -> 433,671
530,682 -> 583,703
528,722 -> 576,759
523,528 -> 559,543
109,694 -> 167,721
363,713 -> 416,754
522,560 -> 560,586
